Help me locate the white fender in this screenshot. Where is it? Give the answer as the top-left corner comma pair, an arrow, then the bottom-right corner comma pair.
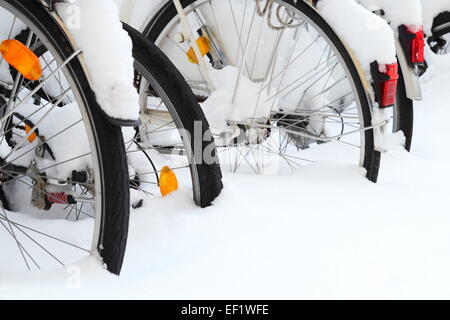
395,38 -> 423,101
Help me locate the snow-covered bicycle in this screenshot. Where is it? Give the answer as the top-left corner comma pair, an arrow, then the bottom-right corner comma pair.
358,0 -> 450,151
0,0 -> 222,275
121,0 -> 402,182
0,0 -> 132,275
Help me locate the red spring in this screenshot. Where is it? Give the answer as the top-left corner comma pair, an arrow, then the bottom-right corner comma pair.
47,192 -> 69,204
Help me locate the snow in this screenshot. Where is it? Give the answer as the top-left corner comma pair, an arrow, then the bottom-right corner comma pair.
1,51 -> 450,299
56,0 -> 140,122
358,0 -> 423,30
201,66 -> 275,132
317,0 -> 397,71
358,0 -> 450,36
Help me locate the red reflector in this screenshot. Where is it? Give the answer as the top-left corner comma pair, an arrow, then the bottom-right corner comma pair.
380,63 -> 399,108
408,26 -> 425,64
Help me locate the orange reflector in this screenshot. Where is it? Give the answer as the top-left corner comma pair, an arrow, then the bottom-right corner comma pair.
24,124 -> 37,143
0,39 -> 42,81
187,37 -> 210,64
159,166 -> 179,196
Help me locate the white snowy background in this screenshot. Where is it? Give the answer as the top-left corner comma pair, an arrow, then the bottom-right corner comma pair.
1,0 -> 450,299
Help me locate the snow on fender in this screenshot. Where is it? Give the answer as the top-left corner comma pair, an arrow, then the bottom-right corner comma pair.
358,0 -> 423,31
316,0 -> 397,152
56,0 -> 140,124
316,0 -> 396,78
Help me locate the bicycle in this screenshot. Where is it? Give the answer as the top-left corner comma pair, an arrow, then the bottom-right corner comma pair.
0,0 -> 222,275
121,0 -> 404,182
0,0 -> 131,275
426,8 -> 450,54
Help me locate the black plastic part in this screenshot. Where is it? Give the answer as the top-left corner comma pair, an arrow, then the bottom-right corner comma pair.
0,186 -> 10,211
132,199 -> 144,209
398,25 -> 416,65
431,11 -> 450,38
71,170 -> 88,184
428,11 -> 450,54
370,61 -> 392,109
67,195 -> 76,205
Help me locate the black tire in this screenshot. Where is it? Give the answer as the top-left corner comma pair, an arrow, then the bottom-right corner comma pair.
3,0 -> 130,274
144,0 -> 381,182
394,64 -> 414,151
123,23 -> 223,207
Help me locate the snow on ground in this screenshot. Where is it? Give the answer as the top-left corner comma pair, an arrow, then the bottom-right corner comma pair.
1,52 -> 450,299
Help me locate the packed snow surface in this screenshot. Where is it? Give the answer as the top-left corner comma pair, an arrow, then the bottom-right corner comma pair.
1,51 -> 450,299
56,0 -> 140,121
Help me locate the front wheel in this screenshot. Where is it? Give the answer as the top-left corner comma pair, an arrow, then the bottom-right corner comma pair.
0,0 -> 129,275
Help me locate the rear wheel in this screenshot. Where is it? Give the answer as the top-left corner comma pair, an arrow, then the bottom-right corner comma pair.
145,0 -> 382,181
428,11 -> 450,54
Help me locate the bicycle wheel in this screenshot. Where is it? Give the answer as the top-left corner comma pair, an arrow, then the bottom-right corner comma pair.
123,23 -> 223,208
0,0 -> 129,275
144,0 -> 381,181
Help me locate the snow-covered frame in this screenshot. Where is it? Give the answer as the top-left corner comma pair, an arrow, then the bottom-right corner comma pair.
32,0 -> 141,124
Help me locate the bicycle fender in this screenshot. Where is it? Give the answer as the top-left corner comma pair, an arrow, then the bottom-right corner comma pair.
50,1 -> 141,127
